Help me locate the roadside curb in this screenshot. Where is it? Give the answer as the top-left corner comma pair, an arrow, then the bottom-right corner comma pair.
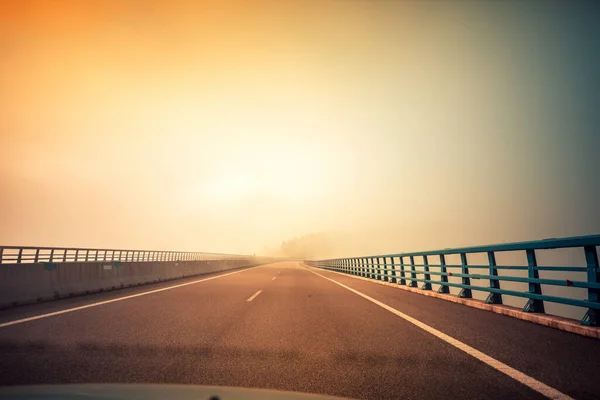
303,264 -> 600,340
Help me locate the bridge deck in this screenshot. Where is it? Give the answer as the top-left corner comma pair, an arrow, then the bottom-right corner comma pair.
1,262 -> 598,399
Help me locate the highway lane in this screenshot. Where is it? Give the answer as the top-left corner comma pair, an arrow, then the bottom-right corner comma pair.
312,265 -> 600,400
0,261 -> 595,399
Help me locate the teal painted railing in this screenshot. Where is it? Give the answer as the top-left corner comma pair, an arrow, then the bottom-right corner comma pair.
0,246 -> 255,264
306,235 -> 600,326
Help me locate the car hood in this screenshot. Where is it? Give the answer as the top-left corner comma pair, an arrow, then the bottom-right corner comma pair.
0,384 -> 354,400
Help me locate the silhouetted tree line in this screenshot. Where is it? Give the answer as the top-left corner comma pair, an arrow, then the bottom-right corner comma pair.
280,233 -> 333,259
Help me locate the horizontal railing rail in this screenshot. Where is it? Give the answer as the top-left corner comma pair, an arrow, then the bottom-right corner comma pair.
0,245 -> 252,264
306,234 -> 600,326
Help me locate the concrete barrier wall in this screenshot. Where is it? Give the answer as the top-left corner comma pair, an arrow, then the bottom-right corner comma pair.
0,258 -> 261,309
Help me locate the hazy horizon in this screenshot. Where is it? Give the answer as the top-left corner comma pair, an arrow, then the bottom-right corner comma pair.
1,0 -> 599,258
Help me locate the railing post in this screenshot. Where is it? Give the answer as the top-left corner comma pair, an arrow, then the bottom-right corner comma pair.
17,248 -> 23,263
85,249 -> 89,262
376,257 -> 382,280
421,255 -> 432,290
359,258 -> 364,276
0,247 -> 3,264
399,256 -> 406,285
62,249 -> 67,262
110,250 -> 115,261
458,253 -> 472,298
75,249 -> 79,262
50,249 -> 55,262
486,251 -> 502,304
438,254 -> 449,293
581,246 -> 599,326
34,248 -> 40,263
94,250 -> 99,262
523,249 -> 544,312
370,257 -> 375,279
408,256 -> 417,287
389,256 -> 397,283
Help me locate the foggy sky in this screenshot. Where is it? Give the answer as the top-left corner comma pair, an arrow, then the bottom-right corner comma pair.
1,1 -> 599,257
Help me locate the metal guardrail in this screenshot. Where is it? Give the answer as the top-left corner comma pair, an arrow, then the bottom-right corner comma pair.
0,246 -> 250,264
306,235 -> 600,326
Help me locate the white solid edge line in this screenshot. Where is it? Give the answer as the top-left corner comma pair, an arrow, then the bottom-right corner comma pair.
303,265 -> 573,400
0,266 -> 263,329
247,290 -> 263,302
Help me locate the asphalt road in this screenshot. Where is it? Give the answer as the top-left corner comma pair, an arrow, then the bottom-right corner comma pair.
0,262 -> 598,399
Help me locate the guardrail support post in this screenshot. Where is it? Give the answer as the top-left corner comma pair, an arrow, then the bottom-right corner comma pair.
17,248 -> 23,263
399,256 -> 406,285
438,254 -> 450,293
34,248 -> 40,263
408,256 -> 417,287
523,249 -> 545,313
458,253 -> 472,298
50,249 -> 54,262
389,256 -> 397,283
371,257 -> 376,279
581,245 -> 599,326
486,251 -> 502,304
376,257 -> 382,280
75,249 -> 79,262
421,255 -> 432,290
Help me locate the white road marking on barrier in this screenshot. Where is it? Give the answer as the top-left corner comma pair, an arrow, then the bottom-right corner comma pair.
247,290 -> 263,302
304,266 -> 573,400
0,266 -> 263,329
